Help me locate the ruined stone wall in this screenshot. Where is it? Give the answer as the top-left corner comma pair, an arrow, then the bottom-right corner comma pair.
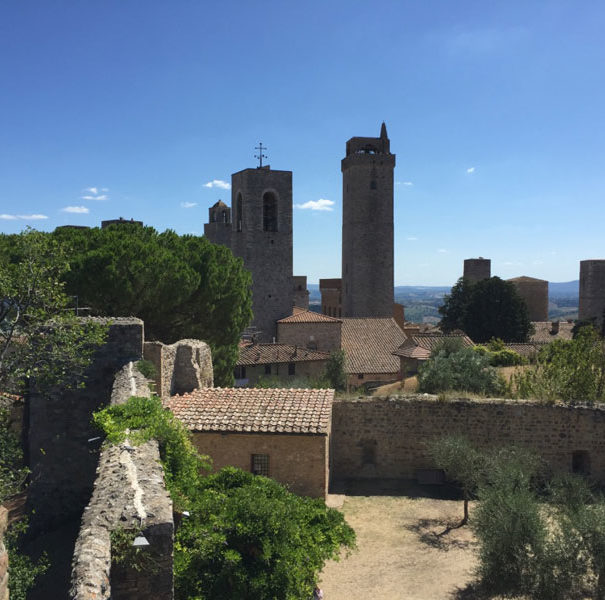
192,432 -> 329,498
70,439 -> 173,600
331,396 -> 605,482
143,339 -> 213,399
0,508 -> 8,600
27,318 -> 144,532
277,321 -> 342,352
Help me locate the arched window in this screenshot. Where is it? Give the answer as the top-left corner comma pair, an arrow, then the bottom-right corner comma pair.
221,210 -> 227,223
263,192 -> 278,232
236,193 -> 243,232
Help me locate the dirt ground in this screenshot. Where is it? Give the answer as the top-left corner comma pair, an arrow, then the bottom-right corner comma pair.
320,494 -> 479,600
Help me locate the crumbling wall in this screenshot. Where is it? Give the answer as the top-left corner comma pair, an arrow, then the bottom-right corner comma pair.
143,339 -> 213,398
332,395 -> 605,482
69,439 -> 173,600
0,507 -> 8,600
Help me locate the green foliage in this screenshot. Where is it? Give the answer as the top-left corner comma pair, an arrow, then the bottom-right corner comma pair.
0,408 -> 28,502
430,336 -> 466,357
418,347 -> 506,396
110,526 -> 159,574
94,396 -> 355,599
514,325 -> 605,404
323,350 -> 346,391
136,359 -> 157,380
472,343 -> 528,367
0,228 -> 107,394
52,225 -> 253,386
439,276 -> 533,343
6,520 -> 50,600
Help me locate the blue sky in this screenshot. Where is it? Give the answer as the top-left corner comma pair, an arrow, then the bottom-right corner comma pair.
1,0 -> 604,285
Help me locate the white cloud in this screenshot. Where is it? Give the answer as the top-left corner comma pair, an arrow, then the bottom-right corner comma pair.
84,187 -> 98,194
203,179 -> 231,190
81,194 -> 108,201
403,181 -> 413,186
466,167 -> 475,174
62,206 -> 90,214
181,202 -> 198,208
406,236 -> 418,241
437,248 -> 448,253
0,214 -> 49,220
295,198 -> 335,211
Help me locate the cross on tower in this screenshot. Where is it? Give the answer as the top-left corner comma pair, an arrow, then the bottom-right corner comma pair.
254,143 -> 268,168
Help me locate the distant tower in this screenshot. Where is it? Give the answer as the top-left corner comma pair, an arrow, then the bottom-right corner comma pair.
341,122 -> 395,317
463,257 -> 491,283
579,260 -> 605,329
204,165 -> 293,341
508,276 -> 549,321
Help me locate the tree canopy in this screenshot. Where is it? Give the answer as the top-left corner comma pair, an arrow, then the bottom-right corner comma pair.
50,225 -> 253,386
439,276 -> 532,343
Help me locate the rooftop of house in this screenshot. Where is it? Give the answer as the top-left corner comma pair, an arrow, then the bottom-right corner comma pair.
341,317 -> 406,374
165,387 -> 334,435
237,343 -> 330,366
393,333 -> 474,360
503,343 -> 541,357
277,309 -> 342,324
530,321 -> 574,344
507,275 -> 548,283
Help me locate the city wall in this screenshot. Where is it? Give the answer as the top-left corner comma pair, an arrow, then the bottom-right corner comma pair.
331,396 -> 605,482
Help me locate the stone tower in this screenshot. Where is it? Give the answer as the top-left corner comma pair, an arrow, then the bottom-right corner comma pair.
341,122 -> 395,317
205,166 -> 293,341
508,276 -> 549,321
463,257 -> 491,283
579,259 -> 605,330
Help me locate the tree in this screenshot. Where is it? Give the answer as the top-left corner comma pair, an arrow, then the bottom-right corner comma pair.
52,225 -> 253,386
439,276 -> 532,343
323,349 -> 346,391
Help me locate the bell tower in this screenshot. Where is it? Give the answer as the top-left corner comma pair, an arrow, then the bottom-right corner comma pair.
341,122 -> 395,317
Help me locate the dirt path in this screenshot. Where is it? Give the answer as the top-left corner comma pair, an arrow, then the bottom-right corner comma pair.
320,495 -> 478,600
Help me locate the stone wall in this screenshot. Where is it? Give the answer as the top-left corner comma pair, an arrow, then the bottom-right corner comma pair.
192,432 -> 329,498
331,396 -> 605,482
27,318 -> 144,532
0,508 -> 8,600
143,339 -> 213,398
277,321 -> 342,352
242,360 -> 328,386
70,440 -> 173,600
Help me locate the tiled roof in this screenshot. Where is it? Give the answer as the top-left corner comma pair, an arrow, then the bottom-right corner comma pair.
504,343 -> 541,357
165,387 -> 334,434
530,321 -> 574,344
237,344 -> 330,366
277,310 -> 342,324
393,333 -> 474,360
508,276 -> 548,283
341,318 -> 406,374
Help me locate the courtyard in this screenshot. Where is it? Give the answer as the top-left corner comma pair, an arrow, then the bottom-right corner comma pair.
321,485 -> 479,600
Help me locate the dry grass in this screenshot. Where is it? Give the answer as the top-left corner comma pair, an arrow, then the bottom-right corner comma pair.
373,377 -> 419,396
320,494 -> 480,600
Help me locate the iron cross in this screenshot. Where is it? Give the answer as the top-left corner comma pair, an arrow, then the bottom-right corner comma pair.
255,143 -> 267,168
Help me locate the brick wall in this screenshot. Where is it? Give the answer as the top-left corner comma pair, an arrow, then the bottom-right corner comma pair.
277,322 -> 341,352
192,432 -> 329,498
332,396 -> 605,482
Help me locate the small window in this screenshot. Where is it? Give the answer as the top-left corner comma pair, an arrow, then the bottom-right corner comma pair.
288,362 -> 296,376
251,454 -> 270,476
358,373 -> 364,380
307,341 -> 317,350
236,193 -> 243,232
370,180 -> 377,190
263,192 -> 278,232
264,364 -> 271,375
235,366 -> 246,379
572,451 -> 591,476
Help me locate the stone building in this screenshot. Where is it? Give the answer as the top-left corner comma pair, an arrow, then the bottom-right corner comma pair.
277,308 -> 342,352
293,275 -> 310,309
319,278 -> 342,317
579,259 -> 605,330
341,123 -> 395,317
235,343 -> 330,385
508,275 -> 549,321
204,166 -> 294,341
463,257 -> 491,283
166,387 -> 334,498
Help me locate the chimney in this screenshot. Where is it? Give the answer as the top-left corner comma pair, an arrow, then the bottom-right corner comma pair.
551,321 -> 560,335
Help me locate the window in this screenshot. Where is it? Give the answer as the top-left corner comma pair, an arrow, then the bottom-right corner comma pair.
370,180 -> 377,190
235,365 -> 246,379
264,364 -> 271,375
288,362 -> 296,376
358,373 -> 364,380
251,454 -> 270,476
572,450 -> 590,476
236,193 -> 243,232
221,210 -> 228,223
263,192 -> 278,232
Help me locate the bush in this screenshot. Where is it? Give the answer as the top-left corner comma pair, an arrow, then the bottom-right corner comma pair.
324,349 -> 347,391
136,359 -> 157,380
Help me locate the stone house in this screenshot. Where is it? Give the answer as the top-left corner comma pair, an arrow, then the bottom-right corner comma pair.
235,343 -> 330,386
165,387 -> 334,498
392,333 -> 474,376
276,308 -> 342,352
530,320 -> 574,344
340,317 -> 406,387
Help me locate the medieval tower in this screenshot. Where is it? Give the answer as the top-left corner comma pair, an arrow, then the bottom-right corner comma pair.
204,166 -> 293,341
341,122 -> 395,317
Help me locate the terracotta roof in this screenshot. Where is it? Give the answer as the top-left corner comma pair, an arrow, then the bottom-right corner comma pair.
277,310 -> 342,324
504,343 -> 540,357
393,333 -> 474,360
237,344 -> 330,366
530,321 -> 574,344
340,318 -> 406,374
508,276 -> 548,283
165,387 -> 334,434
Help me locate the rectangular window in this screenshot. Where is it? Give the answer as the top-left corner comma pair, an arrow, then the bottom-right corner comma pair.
358,373 -> 364,380
251,454 -> 270,476
235,366 -> 246,379
288,362 -> 296,376
264,364 -> 271,375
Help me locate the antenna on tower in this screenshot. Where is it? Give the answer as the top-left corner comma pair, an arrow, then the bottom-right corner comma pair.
254,143 -> 268,168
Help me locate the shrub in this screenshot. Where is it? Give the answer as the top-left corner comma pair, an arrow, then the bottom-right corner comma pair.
136,359 -> 157,379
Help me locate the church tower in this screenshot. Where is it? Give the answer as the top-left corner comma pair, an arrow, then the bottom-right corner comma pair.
341,122 -> 395,317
